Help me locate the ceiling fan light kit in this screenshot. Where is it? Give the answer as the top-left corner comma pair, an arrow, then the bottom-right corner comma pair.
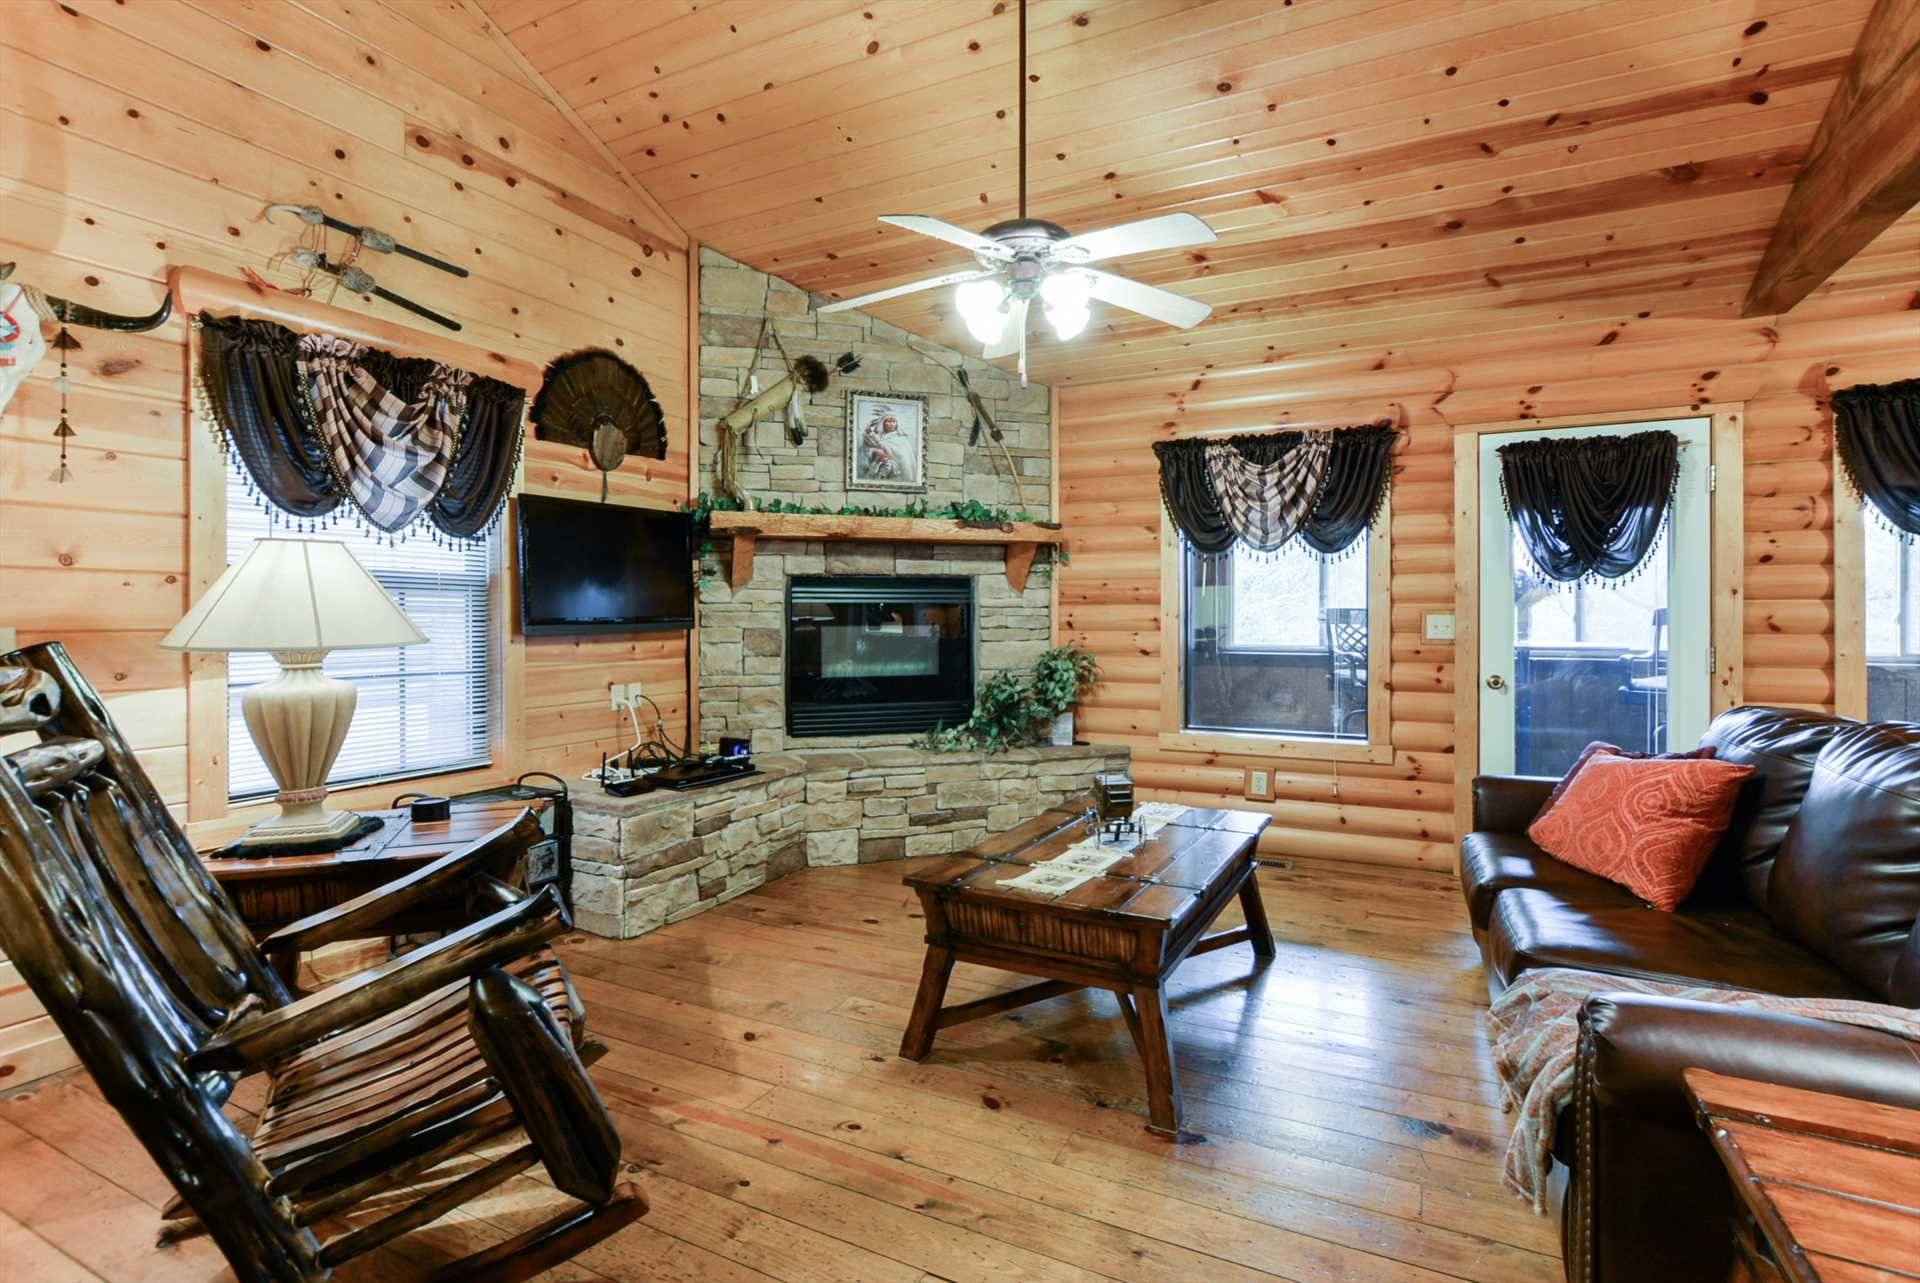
816,0 -> 1215,382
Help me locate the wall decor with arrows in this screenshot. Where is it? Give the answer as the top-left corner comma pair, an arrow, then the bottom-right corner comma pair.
264,201 -> 468,331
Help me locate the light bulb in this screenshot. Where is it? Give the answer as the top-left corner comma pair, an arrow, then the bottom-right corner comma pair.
1046,303 -> 1090,340
955,278 -> 1007,345
1041,270 -> 1091,309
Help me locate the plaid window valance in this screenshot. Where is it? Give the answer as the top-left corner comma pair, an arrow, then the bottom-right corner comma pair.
195,312 -> 526,542
1154,423 -> 1398,557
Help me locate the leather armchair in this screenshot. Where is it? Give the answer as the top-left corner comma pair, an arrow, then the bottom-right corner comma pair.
1566,995 -> 1920,1283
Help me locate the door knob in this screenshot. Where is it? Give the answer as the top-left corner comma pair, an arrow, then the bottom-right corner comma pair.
1486,674 -> 1507,690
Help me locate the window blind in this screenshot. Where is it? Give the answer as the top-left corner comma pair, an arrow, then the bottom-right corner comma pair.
225,465 -> 494,801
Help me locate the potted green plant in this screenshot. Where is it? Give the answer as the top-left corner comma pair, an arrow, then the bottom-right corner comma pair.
1030,645 -> 1099,746
922,645 -> 1100,753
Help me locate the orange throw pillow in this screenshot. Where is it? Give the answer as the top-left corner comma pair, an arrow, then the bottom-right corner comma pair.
1527,755 -> 1755,911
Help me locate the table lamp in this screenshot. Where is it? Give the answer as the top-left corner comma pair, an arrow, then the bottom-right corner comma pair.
162,538 -> 426,853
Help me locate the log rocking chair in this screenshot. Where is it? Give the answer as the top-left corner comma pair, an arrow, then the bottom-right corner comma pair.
0,642 -> 645,1283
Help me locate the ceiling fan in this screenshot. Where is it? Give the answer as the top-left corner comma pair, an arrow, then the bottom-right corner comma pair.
816,0 -> 1216,380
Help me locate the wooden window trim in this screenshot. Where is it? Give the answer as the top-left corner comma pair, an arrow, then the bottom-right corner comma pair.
1158,502 -> 1394,765
1832,440 -> 1868,719
1450,405 -> 1746,838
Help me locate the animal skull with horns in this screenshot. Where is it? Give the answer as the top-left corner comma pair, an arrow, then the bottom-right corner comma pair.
0,262 -> 176,415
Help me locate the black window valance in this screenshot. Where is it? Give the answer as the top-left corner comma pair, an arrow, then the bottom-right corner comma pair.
1834,378 -> 1920,538
1497,429 -> 1678,583
195,312 -> 526,543
1154,423 -> 1398,557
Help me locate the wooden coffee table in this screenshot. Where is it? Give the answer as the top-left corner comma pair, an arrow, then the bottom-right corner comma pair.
1684,1068 -> 1920,1282
900,804 -> 1274,1135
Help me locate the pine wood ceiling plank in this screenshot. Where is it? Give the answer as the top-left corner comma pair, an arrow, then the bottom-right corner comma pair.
614,0 -> 1278,177
369,0 -> 557,100
453,0 -> 690,248
504,0 -> 704,73
673,0 -> 1832,246
476,0 -> 584,38
1743,0 -> 1920,314
581,0 -> 977,151
707,4 -> 1857,271
655,0 -> 1528,225
558,0 -> 889,129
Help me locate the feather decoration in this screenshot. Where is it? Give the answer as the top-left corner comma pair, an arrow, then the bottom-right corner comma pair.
531,348 -> 666,501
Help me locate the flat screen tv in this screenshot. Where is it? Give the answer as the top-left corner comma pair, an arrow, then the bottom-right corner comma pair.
517,494 -> 695,634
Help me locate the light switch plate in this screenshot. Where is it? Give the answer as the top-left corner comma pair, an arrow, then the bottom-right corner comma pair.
1423,612 -> 1457,641
1244,767 -> 1273,801
608,682 -> 627,710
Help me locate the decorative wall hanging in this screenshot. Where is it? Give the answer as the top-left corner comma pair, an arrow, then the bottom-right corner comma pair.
1498,429 -> 1678,583
0,258 -> 175,458
1834,378 -> 1920,539
195,311 -> 525,542
1155,423 -> 1398,558
848,392 -> 929,494
265,201 -> 467,331
531,349 -> 666,502
711,317 -> 859,503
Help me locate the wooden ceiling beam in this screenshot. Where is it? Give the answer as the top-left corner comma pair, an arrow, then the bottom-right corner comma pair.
1742,0 -> 1920,316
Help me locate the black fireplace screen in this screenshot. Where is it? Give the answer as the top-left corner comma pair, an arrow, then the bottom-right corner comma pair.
786,576 -> 974,736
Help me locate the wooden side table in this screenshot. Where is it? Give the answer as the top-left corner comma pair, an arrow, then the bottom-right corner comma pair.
901,804 -> 1274,1136
202,799 -> 554,985
1684,1068 -> 1920,1282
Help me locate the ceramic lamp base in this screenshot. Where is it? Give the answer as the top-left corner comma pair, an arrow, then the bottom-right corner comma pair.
236,649 -> 362,852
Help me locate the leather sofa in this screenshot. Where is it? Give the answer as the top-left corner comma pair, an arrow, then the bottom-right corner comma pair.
1460,707 -> 1920,1282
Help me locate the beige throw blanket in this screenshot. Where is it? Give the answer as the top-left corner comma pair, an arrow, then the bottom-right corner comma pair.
1487,967 -> 1920,1210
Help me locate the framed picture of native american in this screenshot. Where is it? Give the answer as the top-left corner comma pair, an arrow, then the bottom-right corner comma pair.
847,392 -> 927,494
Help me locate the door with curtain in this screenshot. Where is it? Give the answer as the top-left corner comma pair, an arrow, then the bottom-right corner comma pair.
1478,417 -> 1713,778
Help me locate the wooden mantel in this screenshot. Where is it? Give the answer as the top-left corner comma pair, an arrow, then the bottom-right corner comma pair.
706,510 -> 1065,592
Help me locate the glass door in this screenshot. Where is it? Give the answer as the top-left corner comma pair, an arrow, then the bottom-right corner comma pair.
1478,418 -> 1713,778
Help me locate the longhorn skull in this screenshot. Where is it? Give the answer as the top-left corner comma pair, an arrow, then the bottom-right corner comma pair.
0,262 -> 175,415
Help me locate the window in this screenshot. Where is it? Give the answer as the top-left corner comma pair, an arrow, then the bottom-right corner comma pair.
1865,520 -> 1920,721
1180,537 -> 1374,742
225,466 -> 495,801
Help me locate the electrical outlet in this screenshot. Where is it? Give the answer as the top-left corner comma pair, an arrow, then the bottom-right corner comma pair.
608,682 -> 627,711
1424,612 -> 1457,642
1244,767 -> 1273,801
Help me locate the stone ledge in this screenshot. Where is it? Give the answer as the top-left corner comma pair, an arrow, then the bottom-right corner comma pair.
568,742 -> 1127,940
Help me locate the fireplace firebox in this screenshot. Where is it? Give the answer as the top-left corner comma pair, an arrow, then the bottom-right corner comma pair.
786,576 -> 974,736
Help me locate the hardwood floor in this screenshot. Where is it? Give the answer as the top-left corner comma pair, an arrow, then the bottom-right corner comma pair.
0,859 -> 1560,1282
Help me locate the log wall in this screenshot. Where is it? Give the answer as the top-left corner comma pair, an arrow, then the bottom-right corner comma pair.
0,0 -> 690,826
1056,279 -> 1920,871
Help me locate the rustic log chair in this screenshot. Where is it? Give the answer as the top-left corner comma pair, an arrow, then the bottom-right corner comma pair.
0,642 -> 645,1283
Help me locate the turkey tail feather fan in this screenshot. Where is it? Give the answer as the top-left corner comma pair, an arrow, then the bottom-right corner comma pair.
532,349 -> 667,459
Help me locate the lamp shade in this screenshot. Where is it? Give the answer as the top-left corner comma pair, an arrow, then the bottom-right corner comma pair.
161,538 -> 427,653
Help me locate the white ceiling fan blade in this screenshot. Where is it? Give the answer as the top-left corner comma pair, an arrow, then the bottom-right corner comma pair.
1055,213 -> 1216,264
879,215 -> 1013,258
982,297 -> 1028,360
817,267 -> 996,313
1083,269 -> 1212,329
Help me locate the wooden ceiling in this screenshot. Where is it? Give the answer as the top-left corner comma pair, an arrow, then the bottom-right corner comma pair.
483,0 -> 1918,386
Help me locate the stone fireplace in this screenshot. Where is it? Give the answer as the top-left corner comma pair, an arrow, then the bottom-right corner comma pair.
696,248 -> 1056,753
